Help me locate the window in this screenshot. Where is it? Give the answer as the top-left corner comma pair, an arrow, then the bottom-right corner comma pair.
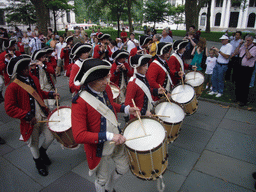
0,9 -> 4,25
216,0 -> 223,7
200,13 -> 207,26
231,2 -> 241,7
229,12 -> 239,27
249,0 -> 256,7
215,13 -> 221,26
66,11 -> 70,23
247,13 -> 256,27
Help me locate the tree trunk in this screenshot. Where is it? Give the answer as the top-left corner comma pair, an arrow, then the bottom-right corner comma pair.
127,0 -> 133,33
53,10 -> 57,32
185,0 -> 199,31
117,11 -> 120,37
30,0 -> 49,35
205,0 -> 211,33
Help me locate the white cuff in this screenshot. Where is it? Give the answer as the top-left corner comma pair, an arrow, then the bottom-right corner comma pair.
106,132 -> 114,141
124,105 -> 130,115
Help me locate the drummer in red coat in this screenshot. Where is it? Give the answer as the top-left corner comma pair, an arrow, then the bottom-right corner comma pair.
147,42 -> 174,101
44,47 -> 57,71
125,54 -> 165,119
167,39 -> 197,85
60,36 -> 73,77
110,50 -> 133,103
5,55 -> 59,176
93,33 -> 112,61
0,39 -> 21,88
69,43 -> 92,94
129,35 -> 152,58
71,58 -> 139,192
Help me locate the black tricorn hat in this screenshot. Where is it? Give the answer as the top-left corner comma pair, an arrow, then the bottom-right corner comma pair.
74,58 -> 112,86
70,43 -> 92,59
111,50 -> 129,60
156,42 -> 172,56
31,49 -> 47,61
97,33 -> 110,40
139,35 -> 152,47
7,54 -> 31,76
129,54 -> 152,68
65,36 -> 73,43
172,39 -> 189,52
44,46 -> 54,53
3,39 -> 16,49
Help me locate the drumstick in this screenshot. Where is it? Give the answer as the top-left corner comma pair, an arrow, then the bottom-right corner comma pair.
152,114 -> 170,118
159,84 -> 172,105
194,66 -> 196,80
132,99 -> 147,136
109,134 -> 151,144
55,88 -> 59,116
38,120 -> 61,123
180,67 -> 184,88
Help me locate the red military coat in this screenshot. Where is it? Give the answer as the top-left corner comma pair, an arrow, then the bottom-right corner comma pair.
93,44 -> 112,60
110,62 -> 133,87
60,47 -> 70,70
5,75 -> 50,142
0,50 -> 21,85
71,85 -> 123,170
46,56 -> 57,70
69,63 -> 81,93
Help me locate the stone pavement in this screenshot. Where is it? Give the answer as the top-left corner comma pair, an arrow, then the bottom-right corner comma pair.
1,72 -> 256,192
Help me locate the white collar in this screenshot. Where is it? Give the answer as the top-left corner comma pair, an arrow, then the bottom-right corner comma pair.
135,73 -> 145,78
88,85 -> 103,96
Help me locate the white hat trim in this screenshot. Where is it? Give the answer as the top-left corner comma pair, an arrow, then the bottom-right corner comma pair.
32,49 -> 46,61
141,36 -> 152,46
73,44 -> 92,58
156,43 -> 172,56
8,56 -> 31,76
130,54 -> 152,68
98,34 -> 110,40
113,51 -> 129,60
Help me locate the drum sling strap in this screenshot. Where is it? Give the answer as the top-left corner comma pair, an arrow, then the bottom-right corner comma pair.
172,52 -> 184,73
80,90 -> 118,128
13,78 -> 47,108
153,60 -> 173,90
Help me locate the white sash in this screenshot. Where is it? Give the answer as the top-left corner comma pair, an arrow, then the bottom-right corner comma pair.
74,59 -> 83,68
80,91 -> 118,127
130,76 -> 153,110
172,53 -> 184,72
153,60 -> 173,91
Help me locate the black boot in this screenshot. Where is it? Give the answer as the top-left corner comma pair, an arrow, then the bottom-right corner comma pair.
39,147 -> 51,165
0,91 -> 4,103
0,136 -> 6,144
33,157 -> 48,176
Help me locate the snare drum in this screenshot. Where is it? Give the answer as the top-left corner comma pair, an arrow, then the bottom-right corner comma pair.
170,84 -> 198,115
109,82 -> 120,103
123,117 -> 168,180
47,106 -> 78,148
185,71 -> 205,97
154,101 -> 185,143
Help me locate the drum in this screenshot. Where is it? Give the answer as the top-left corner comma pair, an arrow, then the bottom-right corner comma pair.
154,101 -> 185,143
47,106 -> 78,148
185,71 -> 205,97
170,84 -> 198,115
123,116 -> 168,180
109,82 -> 120,103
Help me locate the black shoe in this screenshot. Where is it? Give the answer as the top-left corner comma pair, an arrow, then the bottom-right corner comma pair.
39,147 -> 51,165
0,91 -> 4,103
124,115 -> 130,123
0,136 -> 6,144
33,157 -> 48,176
105,189 -> 116,192
252,172 -> 256,180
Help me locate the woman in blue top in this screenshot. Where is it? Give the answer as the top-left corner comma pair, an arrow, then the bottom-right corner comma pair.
190,37 -> 207,71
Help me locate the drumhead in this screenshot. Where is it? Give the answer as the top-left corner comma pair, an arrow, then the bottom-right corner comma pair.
110,83 -> 120,99
185,72 -> 204,87
155,102 -> 185,123
123,118 -> 165,151
48,107 -> 71,132
171,84 -> 195,104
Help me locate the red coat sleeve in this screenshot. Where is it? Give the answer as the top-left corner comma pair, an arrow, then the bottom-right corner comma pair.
69,64 -> 81,93
93,45 -> 100,59
110,63 -> 118,83
125,62 -> 133,77
147,62 -> 165,89
0,51 -> 6,72
45,62 -> 55,74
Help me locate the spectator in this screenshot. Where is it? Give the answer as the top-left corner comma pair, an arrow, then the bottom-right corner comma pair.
50,34 -> 57,49
54,31 -> 59,41
92,36 -> 99,57
229,32 -> 236,41
84,33 -> 90,44
15,27 -> 23,39
232,35 -> 256,106
149,34 -> 161,57
34,26 -> 39,36
160,28 -> 173,43
22,33 -> 30,55
208,35 -> 233,98
120,28 -> 127,43
29,32 -> 42,54
17,37 -> 24,54
96,27 -> 102,36
205,48 -> 217,90
27,28 -> 32,38
126,32 -> 138,53
190,37 -> 207,71
47,28 -> 53,37
39,31 -> 46,48
116,38 -> 123,50
183,31 -> 198,64
0,28 -> 8,52
109,40 -> 119,63
55,36 -> 67,76
73,29 -> 84,45
249,38 -> 256,88
45,35 -> 52,47
226,31 -> 242,81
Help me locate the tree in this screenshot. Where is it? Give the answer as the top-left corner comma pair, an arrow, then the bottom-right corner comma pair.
205,0 -> 211,33
169,5 -> 185,30
143,0 -> 171,28
45,0 -> 75,32
5,0 -> 37,28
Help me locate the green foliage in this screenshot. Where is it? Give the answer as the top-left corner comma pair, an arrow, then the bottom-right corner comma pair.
5,0 -> 37,26
169,5 -> 185,27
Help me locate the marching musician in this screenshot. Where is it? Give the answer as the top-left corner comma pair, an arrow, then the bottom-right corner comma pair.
30,49 -> 56,110
69,43 -> 92,94
44,46 -> 57,73
147,42 -> 174,101
110,50 -> 133,104
60,36 -> 73,77
125,54 -> 165,119
167,39 -> 197,85
5,55 -> 59,176
93,33 -> 112,61
71,58 -> 139,192
129,35 -> 152,58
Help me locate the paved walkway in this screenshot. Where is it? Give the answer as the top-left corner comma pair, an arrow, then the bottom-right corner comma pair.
1,73 -> 256,192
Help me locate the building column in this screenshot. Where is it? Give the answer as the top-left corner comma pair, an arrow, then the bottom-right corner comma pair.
224,0 -> 231,28
241,4 -> 249,29
210,0 -> 215,27
237,1 -> 244,28
220,0 -> 227,27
